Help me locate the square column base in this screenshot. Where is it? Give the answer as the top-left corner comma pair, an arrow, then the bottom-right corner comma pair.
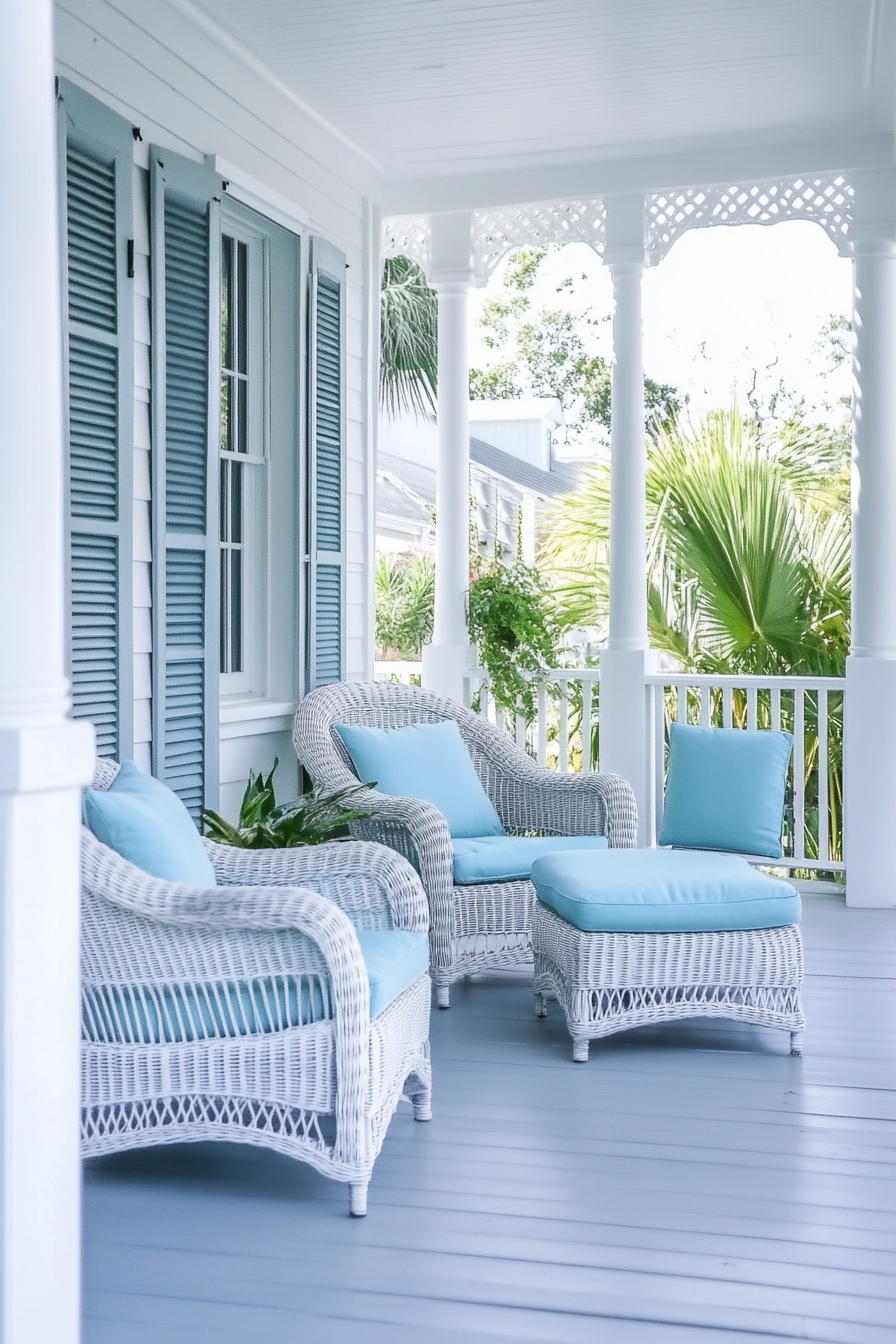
598,648 -> 656,847
845,656 -> 896,907
421,643 -> 476,704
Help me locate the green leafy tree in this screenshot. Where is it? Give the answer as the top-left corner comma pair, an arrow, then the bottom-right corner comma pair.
469,246 -> 681,445
375,552 -> 435,658
380,256 -> 438,418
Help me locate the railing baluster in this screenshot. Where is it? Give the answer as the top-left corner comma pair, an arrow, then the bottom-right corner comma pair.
581,679 -> 593,774
817,687 -> 829,864
558,681 -> 569,773
516,712 -> 527,751
771,686 -> 781,730
537,682 -> 547,768
677,683 -> 687,723
746,686 -> 757,729
700,684 -> 711,727
654,683 -> 666,842
723,685 -> 733,728
793,686 -> 805,862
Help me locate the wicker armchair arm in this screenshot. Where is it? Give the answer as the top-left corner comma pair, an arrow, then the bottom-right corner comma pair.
204,838 -> 429,934
496,769 -> 638,847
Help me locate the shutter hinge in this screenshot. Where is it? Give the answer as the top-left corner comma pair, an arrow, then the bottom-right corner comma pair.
127,240 -> 135,279
132,126 -> 143,142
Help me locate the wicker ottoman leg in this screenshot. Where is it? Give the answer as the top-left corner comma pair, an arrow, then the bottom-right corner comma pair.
534,993 -> 548,1018
435,984 -> 450,1009
349,1182 -> 369,1217
572,1036 -> 590,1063
790,1030 -> 803,1056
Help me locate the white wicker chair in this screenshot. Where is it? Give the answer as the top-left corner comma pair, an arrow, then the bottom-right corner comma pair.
81,759 -> 432,1217
293,682 -> 638,1007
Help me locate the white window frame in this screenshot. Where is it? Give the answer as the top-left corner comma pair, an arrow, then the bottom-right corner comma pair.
219,213 -> 270,700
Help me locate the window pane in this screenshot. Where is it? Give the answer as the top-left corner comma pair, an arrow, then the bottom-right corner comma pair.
237,241 -> 248,375
230,548 -> 242,673
219,546 -> 229,672
236,377 -> 247,454
221,236 -> 233,371
230,460 -> 243,543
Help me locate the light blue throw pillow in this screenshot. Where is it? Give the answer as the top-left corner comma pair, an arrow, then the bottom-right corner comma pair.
659,723 -> 793,859
532,849 -> 801,933
452,834 -> 608,884
84,760 -> 217,886
335,720 -> 504,839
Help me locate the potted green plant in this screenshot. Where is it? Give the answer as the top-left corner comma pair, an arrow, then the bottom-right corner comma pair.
202,759 -> 373,849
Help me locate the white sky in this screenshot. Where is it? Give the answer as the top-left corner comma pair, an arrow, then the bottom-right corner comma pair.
468,220 -> 853,439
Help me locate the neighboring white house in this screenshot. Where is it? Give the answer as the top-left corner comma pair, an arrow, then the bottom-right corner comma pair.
378,398 -> 582,566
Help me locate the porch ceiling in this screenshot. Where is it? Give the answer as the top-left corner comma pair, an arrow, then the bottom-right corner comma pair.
192,0 -> 896,203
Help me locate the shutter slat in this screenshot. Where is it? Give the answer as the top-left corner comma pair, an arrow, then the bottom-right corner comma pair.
164,660 -> 205,818
314,565 -> 342,686
166,550 -> 205,647
69,335 -> 118,519
66,146 -> 117,333
314,273 -> 342,553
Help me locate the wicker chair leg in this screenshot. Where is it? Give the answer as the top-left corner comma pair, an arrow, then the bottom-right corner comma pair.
534,993 -> 548,1018
572,1036 -> 590,1063
411,1088 -> 432,1122
790,1030 -> 803,1057
435,984 -> 450,1010
349,1182 -> 369,1217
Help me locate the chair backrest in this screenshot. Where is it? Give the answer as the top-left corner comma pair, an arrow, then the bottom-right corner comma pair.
294,681 -> 526,798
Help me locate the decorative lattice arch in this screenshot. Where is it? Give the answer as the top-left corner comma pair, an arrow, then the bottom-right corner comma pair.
382,199 -> 606,286
382,173 -> 854,283
645,174 -> 853,264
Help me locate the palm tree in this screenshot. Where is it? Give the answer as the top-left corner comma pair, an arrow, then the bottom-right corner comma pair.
379,256 -> 438,418
542,407 -> 850,677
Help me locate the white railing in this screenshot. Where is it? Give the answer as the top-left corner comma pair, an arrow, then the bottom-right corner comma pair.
464,667 -> 601,772
374,660 -> 422,686
647,673 -> 845,874
463,663 -> 845,877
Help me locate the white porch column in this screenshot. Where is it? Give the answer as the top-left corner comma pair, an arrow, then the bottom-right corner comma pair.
422,212 -> 476,702
598,195 -> 654,845
0,3 -> 95,1341
844,169 -> 896,907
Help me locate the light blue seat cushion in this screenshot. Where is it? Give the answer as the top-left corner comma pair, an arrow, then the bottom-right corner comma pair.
357,930 -> 431,1017
336,720 -> 504,839
659,722 -> 793,859
531,849 -> 801,933
85,931 -> 430,1043
83,760 -> 217,886
453,834 -> 608,884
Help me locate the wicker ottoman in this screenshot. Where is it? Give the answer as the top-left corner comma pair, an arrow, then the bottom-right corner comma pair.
530,850 -> 805,1062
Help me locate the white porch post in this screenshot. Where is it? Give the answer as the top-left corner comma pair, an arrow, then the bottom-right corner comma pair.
844,169 -> 896,907
598,195 -> 653,845
0,3 -> 95,1340
422,212 -> 476,702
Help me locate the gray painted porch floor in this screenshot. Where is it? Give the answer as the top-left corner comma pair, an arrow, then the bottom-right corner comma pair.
84,893 -> 896,1343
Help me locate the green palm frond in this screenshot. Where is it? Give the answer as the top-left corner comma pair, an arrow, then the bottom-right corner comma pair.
380,256 -> 438,419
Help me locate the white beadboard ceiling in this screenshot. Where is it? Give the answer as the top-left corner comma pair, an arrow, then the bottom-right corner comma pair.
192,0 -> 895,184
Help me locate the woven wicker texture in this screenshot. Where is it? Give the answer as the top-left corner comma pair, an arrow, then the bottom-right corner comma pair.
532,902 -> 805,1061
81,759 -> 432,1214
294,683 -> 637,1002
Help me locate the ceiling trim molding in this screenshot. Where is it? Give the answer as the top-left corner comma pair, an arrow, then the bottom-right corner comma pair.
380,132 -> 892,217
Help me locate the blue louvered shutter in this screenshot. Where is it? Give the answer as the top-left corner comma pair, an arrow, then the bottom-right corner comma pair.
308,239 -> 346,688
150,149 -> 222,816
58,80 -> 134,759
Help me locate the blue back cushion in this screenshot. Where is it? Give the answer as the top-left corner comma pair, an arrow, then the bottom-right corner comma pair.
84,760 -> 217,886
336,720 -> 504,838
659,723 -> 793,859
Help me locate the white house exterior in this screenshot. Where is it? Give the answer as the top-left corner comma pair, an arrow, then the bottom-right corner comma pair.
2,2 -> 896,1339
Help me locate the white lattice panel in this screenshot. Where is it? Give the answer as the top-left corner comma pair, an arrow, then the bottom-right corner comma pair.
471,199 -> 606,284
646,174 -> 853,263
381,214 -> 431,272
382,199 -> 606,286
